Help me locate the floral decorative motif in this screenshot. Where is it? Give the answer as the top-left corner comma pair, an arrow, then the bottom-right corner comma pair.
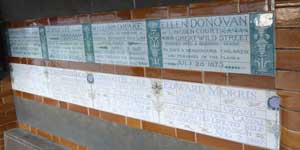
250,13 -> 275,76
39,27 -> 48,59
151,80 -> 164,122
146,20 -> 163,68
82,24 -> 95,63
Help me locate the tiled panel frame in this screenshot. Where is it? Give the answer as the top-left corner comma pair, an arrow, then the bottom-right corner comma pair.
5,0 -> 293,150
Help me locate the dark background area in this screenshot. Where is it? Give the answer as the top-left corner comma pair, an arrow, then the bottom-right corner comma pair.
0,0 -> 209,21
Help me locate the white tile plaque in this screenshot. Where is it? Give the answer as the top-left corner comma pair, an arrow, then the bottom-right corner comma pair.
47,68 -> 93,107
10,64 -> 279,149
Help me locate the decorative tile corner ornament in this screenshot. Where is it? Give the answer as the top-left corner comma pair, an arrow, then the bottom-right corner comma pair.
250,13 -> 275,76
7,12 -> 275,76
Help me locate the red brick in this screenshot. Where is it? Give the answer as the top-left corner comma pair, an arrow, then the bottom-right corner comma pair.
204,72 -> 227,85
276,71 -> 300,91
115,65 -> 144,77
43,97 -> 59,107
276,29 -> 300,49
91,10 -> 131,23
196,133 -> 243,150
162,69 -> 202,83
145,67 -> 161,79
276,6 -> 300,27
240,0 -> 268,13
244,144 -> 267,150
278,90 -> 300,110
25,18 -> 49,27
281,109 -> 300,131
228,74 -> 275,89
68,103 -> 88,115
189,0 -> 238,16
142,121 -> 176,137
281,127 -> 300,148
126,117 -> 141,129
132,7 -> 168,19
176,128 -> 195,142
277,50 -> 300,71
168,5 -> 188,18
100,111 -> 126,125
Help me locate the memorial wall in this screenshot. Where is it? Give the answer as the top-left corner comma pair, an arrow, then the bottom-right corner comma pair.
7,13 -> 275,76
10,63 -> 279,149
6,11 -> 280,150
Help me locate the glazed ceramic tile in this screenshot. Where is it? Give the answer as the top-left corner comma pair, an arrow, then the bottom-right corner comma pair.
47,68 -> 93,107
159,80 -> 279,149
9,63 -> 279,149
10,63 -> 48,96
8,28 -> 43,58
188,15 -> 251,73
7,12 -> 274,76
160,19 -> 191,69
93,73 -> 157,122
92,21 -> 149,66
146,20 -> 163,68
249,13 -> 275,76
46,25 -> 86,62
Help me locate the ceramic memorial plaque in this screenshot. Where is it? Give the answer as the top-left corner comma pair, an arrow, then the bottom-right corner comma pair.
158,13 -> 274,76
46,25 -> 86,62
8,28 -> 43,58
10,64 -> 280,149
92,21 -> 149,66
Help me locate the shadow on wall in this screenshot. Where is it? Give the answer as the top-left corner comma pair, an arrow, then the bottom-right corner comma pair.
0,20 -> 9,80
0,0 -> 206,21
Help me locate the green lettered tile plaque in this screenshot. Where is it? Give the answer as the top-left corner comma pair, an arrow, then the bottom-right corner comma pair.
46,25 -> 86,62
159,13 -> 274,75
7,12 -> 275,76
8,28 -> 43,58
92,21 -> 149,66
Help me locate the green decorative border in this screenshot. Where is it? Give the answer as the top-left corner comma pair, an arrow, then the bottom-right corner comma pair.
82,24 -> 95,63
39,27 -> 49,59
146,20 -> 163,68
250,13 -> 275,76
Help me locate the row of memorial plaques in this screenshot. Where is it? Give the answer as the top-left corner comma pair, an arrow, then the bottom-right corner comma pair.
7,13 -> 275,76
10,63 -> 279,149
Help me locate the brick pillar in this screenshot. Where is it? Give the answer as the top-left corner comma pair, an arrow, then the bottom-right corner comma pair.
275,0 -> 300,149
0,21 -> 17,149
0,74 -> 17,150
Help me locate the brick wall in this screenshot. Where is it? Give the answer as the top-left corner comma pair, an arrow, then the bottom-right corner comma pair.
0,75 -> 16,150
3,0 -> 300,150
0,20 -> 17,149
275,0 -> 300,150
